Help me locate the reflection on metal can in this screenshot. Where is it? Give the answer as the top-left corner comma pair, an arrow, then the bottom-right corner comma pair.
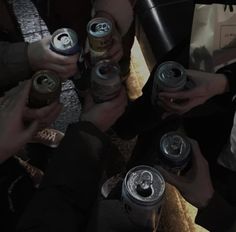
91,60 -> 121,103
151,61 -> 187,105
28,70 -> 61,108
87,17 -> 113,64
122,165 -> 165,230
50,28 -> 80,56
159,131 -> 191,175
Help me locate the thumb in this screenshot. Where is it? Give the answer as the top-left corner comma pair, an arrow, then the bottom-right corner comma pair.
154,165 -> 184,190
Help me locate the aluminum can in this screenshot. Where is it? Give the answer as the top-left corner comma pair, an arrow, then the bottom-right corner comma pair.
28,70 -> 61,108
50,28 -> 80,56
91,60 -> 121,103
151,61 -> 187,105
159,131 -> 191,175
122,165 -> 165,230
87,17 -> 113,64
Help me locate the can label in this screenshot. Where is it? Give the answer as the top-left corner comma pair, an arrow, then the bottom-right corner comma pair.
91,60 -> 121,103
122,165 -> 165,230
50,28 -> 80,56
28,70 -> 61,108
87,17 -> 113,54
159,131 -> 191,175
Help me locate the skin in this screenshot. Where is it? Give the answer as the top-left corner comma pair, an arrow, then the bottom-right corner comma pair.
157,139 -> 214,209
158,69 -> 229,115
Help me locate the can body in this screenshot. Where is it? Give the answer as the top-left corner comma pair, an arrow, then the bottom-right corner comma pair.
91,60 -> 121,103
87,17 -> 113,64
151,61 -> 187,105
159,131 -> 191,175
50,28 -> 80,56
122,165 -> 165,231
28,70 -> 61,108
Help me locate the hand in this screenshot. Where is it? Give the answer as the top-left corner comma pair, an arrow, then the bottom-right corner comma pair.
81,87 -> 127,132
0,81 -> 38,164
157,139 -> 214,209
23,101 -> 63,130
28,37 -> 78,80
158,69 -> 229,115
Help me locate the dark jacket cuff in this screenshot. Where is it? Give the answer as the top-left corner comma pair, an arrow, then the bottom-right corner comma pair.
196,192 -> 236,232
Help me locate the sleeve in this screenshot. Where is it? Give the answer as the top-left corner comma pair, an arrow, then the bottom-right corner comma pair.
195,192 -> 236,232
17,121 -> 112,232
217,62 -> 236,99
93,0 -> 134,36
0,41 -> 32,93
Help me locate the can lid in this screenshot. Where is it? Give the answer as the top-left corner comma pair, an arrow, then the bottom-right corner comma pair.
32,70 -> 61,94
51,28 -> 79,54
160,132 -> 191,163
93,60 -> 120,80
124,165 -> 165,205
155,61 -> 186,91
87,17 -> 113,38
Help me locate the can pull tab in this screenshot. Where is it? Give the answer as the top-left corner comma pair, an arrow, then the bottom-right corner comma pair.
167,136 -> 184,156
136,171 -> 153,197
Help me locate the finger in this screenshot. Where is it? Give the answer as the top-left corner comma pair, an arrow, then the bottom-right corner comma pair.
155,166 -> 184,190
8,80 -> 32,111
108,50 -> 123,63
19,120 -> 39,144
24,101 -> 61,121
38,103 -> 63,127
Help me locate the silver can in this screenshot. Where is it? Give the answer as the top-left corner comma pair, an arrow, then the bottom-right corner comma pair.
151,61 -> 187,105
87,17 -> 113,64
122,165 -> 165,230
91,60 -> 121,103
50,28 -> 80,56
28,70 -> 61,108
159,131 -> 191,175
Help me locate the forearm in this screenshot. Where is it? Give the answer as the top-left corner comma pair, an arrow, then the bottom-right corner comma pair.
93,0 -> 134,36
0,42 -> 32,92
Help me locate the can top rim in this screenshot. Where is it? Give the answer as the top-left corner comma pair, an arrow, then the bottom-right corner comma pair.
87,17 -> 113,38
124,165 -> 165,205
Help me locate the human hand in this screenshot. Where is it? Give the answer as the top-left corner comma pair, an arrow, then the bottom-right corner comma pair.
81,86 -> 127,132
158,69 -> 229,115
28,37 -> 78,80
157,139 -> 214,209
0,81 -> 38,164
23,100 -> 63,130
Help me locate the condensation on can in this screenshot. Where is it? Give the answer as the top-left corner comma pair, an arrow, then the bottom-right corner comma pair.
159,131 -> 191,175
87,17 -> 113,63
28,70 -> 61,108
91,60 -> 121,103
50,28 -> 80,56
122,165 -> 165,230
151,61 -> 187,105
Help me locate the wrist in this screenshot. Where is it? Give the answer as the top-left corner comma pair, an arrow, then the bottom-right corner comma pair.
214,74 -> 229,95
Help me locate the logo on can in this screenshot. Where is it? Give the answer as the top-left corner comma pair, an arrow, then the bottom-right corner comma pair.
87,17 -> 113,63
50,28 -> 80,56
91,60 -> 121,103
122,165 -> 165,230
159,131 -> 191,175
28,70 -> 61,108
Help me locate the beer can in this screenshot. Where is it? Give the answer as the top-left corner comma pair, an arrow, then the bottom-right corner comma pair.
87,17 -> 113,63
159,131 -> 191,175
50,28 -> 80,56
151,61 -> 187,105
122,165 -> 165,230
28,70 -> 61,108
91,60 -> 121,103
